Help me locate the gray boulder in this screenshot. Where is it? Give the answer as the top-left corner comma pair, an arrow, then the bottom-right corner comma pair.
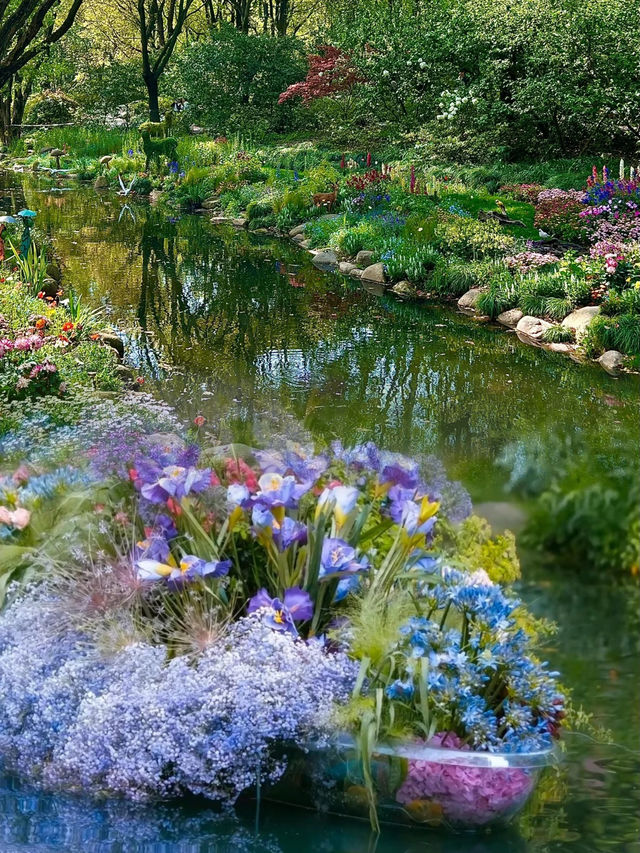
496,308 -> 523,328
516,316 -> 554,340
339,261 -> 357,274
355,250 -> 374,266
349,268 -> 364,279
562,305 -> 600,338
392,280 -> 416,296
361,262 -> 386,283
289,223 -> 306,237
96,332 -> 124,358
597,350 -> 625,375
311,249 -> 339,269
457,289 -> 483,310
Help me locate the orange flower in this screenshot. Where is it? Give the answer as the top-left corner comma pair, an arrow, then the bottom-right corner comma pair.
35,317 -> 46,329
62,321 -> 74,332
90,333 -> 100,340
193,415 -> 206,427
37,291 -> 45,299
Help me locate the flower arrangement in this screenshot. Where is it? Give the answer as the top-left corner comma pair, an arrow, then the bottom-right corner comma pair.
0,403 -> 564,832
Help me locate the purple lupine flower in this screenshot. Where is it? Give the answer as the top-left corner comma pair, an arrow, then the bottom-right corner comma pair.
319,538 -> 369,580
247,586 -> 313,635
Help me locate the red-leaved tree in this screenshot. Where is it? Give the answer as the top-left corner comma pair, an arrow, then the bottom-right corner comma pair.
278,46 -> 364,105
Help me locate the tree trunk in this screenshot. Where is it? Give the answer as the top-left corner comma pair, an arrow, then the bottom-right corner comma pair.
145,73 -> 161,121
0,74 -> 31,143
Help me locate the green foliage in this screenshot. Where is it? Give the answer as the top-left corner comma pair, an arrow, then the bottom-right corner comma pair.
582,313 -> 640,357
384,244 -> 441,283
246,197 -> 276,221
435,215 -> 517,259
305,163 -> 341,193
170,25 -> 307,138
542,325 -> 575,344
132,176 -> 153,195
9,241 -> 48,294
525,465 -> 640,578
448,515 -> 521,584
24,89 -> 78,126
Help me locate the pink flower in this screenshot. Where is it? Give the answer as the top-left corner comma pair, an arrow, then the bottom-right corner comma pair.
10,508 -> 30,529
394,732 -> 534,826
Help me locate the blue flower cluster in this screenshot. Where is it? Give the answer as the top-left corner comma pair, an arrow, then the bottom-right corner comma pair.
385,568 -> 563,754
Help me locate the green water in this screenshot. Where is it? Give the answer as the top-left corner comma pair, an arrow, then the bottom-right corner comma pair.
1,175 -> 639,853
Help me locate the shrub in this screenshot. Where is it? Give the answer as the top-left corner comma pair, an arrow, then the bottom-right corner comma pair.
582,313 -> 640,356
541,325 -> 575,343
132,176 -> 152,195
306,163 -> 341,192
384,244 -> 441,283
246,198 -> 276,221
435,215 -> 517,258
24,90 -> 78,126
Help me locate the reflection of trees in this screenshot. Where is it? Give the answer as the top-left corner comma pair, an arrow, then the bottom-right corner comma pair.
11,177 -> 639,481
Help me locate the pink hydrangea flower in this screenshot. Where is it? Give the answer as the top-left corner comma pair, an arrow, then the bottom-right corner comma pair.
395,732 -> 534,826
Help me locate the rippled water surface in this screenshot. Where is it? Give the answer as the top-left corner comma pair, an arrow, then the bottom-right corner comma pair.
1,175 -> 639,853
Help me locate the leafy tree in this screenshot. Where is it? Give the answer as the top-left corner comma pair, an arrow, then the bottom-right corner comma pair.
172,25 -> 306,135
115,0 -> 200,121
0,0 -> 84,90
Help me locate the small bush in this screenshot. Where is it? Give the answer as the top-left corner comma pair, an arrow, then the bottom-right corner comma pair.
24,90 -> 78,126
542,325 -> 575,343
582,313 -> 640,356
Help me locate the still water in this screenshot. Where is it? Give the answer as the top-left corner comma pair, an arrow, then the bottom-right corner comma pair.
1,176 -> 639,853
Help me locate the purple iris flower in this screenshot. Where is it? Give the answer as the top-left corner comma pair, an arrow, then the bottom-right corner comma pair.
284,450 -> 329,483
317,485 -> 360,526
255,472 -> 310,508
140,465 -> 211,504
227,483 -> 252,507
247,586 -> 314,635
254,449 -> 287,473
155,513 -> 178,539
252,502 -> 274,531
380,453 -> 421,489
178,555 -> 231,579
394,500 -> 437,537
275,516 -> 307,551
127,148 -> 134,156
334,574 -> 361,602
320,538 -> 369,580
136,533 -> 170,562
331,441 -> 381,472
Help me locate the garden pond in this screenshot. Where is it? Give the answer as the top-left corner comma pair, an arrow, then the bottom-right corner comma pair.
0,173 -> 638,853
